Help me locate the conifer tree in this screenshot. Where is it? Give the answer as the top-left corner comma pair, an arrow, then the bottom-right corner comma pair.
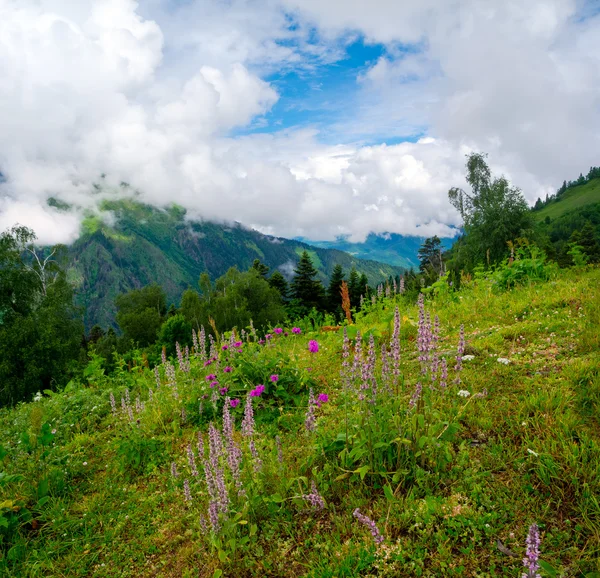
290,251 -> 325,310
268,270 -> 289,300
570,222 -> 600,263
347,267 -> 361,308
327,264 -> 345,314
252,259 -> 270,278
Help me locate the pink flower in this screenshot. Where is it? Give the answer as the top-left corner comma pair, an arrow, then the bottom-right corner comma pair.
204,360 -> 213,367
273,328 -> 283,335
219,387 -> 228,395
234,341 -> 243,348
230,399 -> 240,408
292,327 -> 302,335
223,366 -> 232,373
250,384 -> 265,397
270,375 -> 279,382
317,393 -> 329,404
222,344 -> 229,351
308,340 -> 319,353
265,334 -> 272,340
210,380 -> 219,388
206,374 -> 216,381
258,339 -> 265,345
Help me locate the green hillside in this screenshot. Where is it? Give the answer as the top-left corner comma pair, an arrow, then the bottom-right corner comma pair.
67,200 -> 405,330
535,177 -> 600,221
1,265 -> 599,576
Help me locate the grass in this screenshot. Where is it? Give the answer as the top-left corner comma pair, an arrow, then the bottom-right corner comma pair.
535,178 -> 600,221
1,266 -> 600,577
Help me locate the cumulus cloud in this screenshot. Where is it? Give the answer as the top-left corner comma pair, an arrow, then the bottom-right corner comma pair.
0,0 -> 598,245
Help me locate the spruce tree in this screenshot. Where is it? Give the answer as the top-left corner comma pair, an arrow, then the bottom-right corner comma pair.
252,259 -> 270,278
570,222 -> 600,263
327,264 -> 345,314
268,270 -> 289,300
290,251 -> 325,310
347,267 -> 361,308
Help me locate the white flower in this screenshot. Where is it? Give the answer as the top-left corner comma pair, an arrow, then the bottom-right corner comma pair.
497,357 -> 510,365
462,355 -> 475,361
457,390 -> 471,398
83,461 -> 88,466
33,391 -> 42,402
527,449 -> 539,457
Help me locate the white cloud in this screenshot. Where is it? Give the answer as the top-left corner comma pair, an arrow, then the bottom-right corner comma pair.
0,0 -> 598,246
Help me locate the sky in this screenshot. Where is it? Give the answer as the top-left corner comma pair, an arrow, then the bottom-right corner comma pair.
0,0 -> 599,245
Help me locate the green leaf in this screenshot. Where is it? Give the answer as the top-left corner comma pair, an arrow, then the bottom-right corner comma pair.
383,484 -> 395,502
269,493 -> 284,503
212,570 -> 223,578
250,524 -> 258,537
539,560 -> 558,576
355,465 -> 370,480
37,496 -> 50,508
0,445 -> 7,461
218,549 -> 228,563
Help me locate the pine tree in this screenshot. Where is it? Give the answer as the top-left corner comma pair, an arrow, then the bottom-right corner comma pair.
252,259 -> 269,278
347,267 -> 360,308
290,251 -> 325,310
570,222 -> 600,263
327,264 -> 345,314
359,273 -> 369,299
418,236 -> 443,277
268,270 -> 289,300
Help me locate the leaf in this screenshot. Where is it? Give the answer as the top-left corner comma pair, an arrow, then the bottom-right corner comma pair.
0,516 -> 8,528
37,496 -> 50,508
355,465 -> 370,480
250,524 -> 257,537
212,570 -> 223,578
440,423 -> 460,442
0,445 -> 7,461
218,549 -> 228,563
335,472 -> 350,482
269,494 -> 284,503
539,560 -> 559,576
383,484 -> 395,502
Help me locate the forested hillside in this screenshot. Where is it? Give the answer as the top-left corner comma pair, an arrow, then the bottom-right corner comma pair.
66,200 -> 404,329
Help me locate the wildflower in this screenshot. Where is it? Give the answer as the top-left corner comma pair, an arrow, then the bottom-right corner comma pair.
222,344 -> 228,351
230,399 -> 240,408
440,358 -> 448,388
234,341 -> 243,348
462,354 -> 475,361
250,384 -> 265,397
390,306 -> 401,381
457,390 -> 471,398
183,479 -> 192,502
204,360 -> 213,367
308,340 -> 319,353
353,509 -> 384,545
83,462 -> 88,466
292,327 -> 302,335
187,444 -> 199,477
409,382 -> 423,409
454,324 -> 465,383
223,399 -> 244,494
153,366 -> 161,389
302,480 -> 325,510
270,374 -> 279,382
206,374 -> 216,381
210,381 -> 219,388
527,448 -> 539,457
497,357 -> 510,365
219,387 -> 228,395
258,339 -> 265,345
265,334 -> 272,340
273,328 -> 283,335
109,392 -> 117,415
223,366 -> 232,373
522,523 -> 541,578
171,462 -> 178,478
51,429 -> 57,435
305,389 -> 317,432
242,395 -> 255,436
317,393 -> 329,405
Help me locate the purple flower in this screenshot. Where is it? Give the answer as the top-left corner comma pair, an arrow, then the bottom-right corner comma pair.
302,480 -> 325,510
206,374 -> 216,381
183,479 -> 192,502
522,523 -> 541,578
270,374 -> 279,382
210,380 -> 219,388
305,389 -> 317,432
273,328 -> 283,335
292,327 -> 302,335
219,387 -> 228,395
204,360 -> 213,367
222,344 -> 229,351
230,398 -> 240,408
258,339 -> 265,345
265,334 -> 272,340
317,393 -> 329,404
250,384 -> 265,397
234,341 -> 243,348
308,340 -> 319,353
353,508 -> 384,545
223,366 -> 232,373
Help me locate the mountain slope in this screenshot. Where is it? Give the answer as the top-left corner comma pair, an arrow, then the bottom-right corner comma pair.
299,232 -> 456,269
534,177 -> 600,221
67,200 -> 405,329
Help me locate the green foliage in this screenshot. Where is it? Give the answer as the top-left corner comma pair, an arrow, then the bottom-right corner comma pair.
115,284 -> 167,347
492,243 -> 558,290
448,152 -> 533,269
159,314 -> 192,357
290,251 -> 326,314
326,264 -> 345,316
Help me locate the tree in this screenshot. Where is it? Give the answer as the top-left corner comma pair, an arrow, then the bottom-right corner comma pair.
159,314 -> 192,357
326,264 -> 345,314
0,226 -> 83,406
115,284 -> 167,347
347,267 -> 361,309
570,222 -> 600,263
448,152 -> 533,268
290,251 -> 325,311
418,236 -> 444,278
251,259 -> 270,278
268,270 -> 289,300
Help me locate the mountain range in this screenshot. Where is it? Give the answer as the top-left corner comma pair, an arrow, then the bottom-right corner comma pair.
63,199 -> 407,330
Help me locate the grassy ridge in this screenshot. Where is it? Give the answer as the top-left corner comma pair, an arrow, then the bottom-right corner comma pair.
1,266 -> 599,577
535,178 -> 600,221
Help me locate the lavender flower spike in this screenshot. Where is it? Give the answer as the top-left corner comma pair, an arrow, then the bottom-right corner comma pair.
522,523 -> 541,578
353,508 -> 384,545
305,389 -> 317,432
302,481 -> 325,510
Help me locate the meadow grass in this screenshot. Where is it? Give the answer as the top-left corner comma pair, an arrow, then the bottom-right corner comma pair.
1,266 -> 599,577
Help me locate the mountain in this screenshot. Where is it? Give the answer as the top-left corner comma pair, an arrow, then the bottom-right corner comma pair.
298,232 -> 456,269
534,176 -> 600,221
65,199 -> 406,330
